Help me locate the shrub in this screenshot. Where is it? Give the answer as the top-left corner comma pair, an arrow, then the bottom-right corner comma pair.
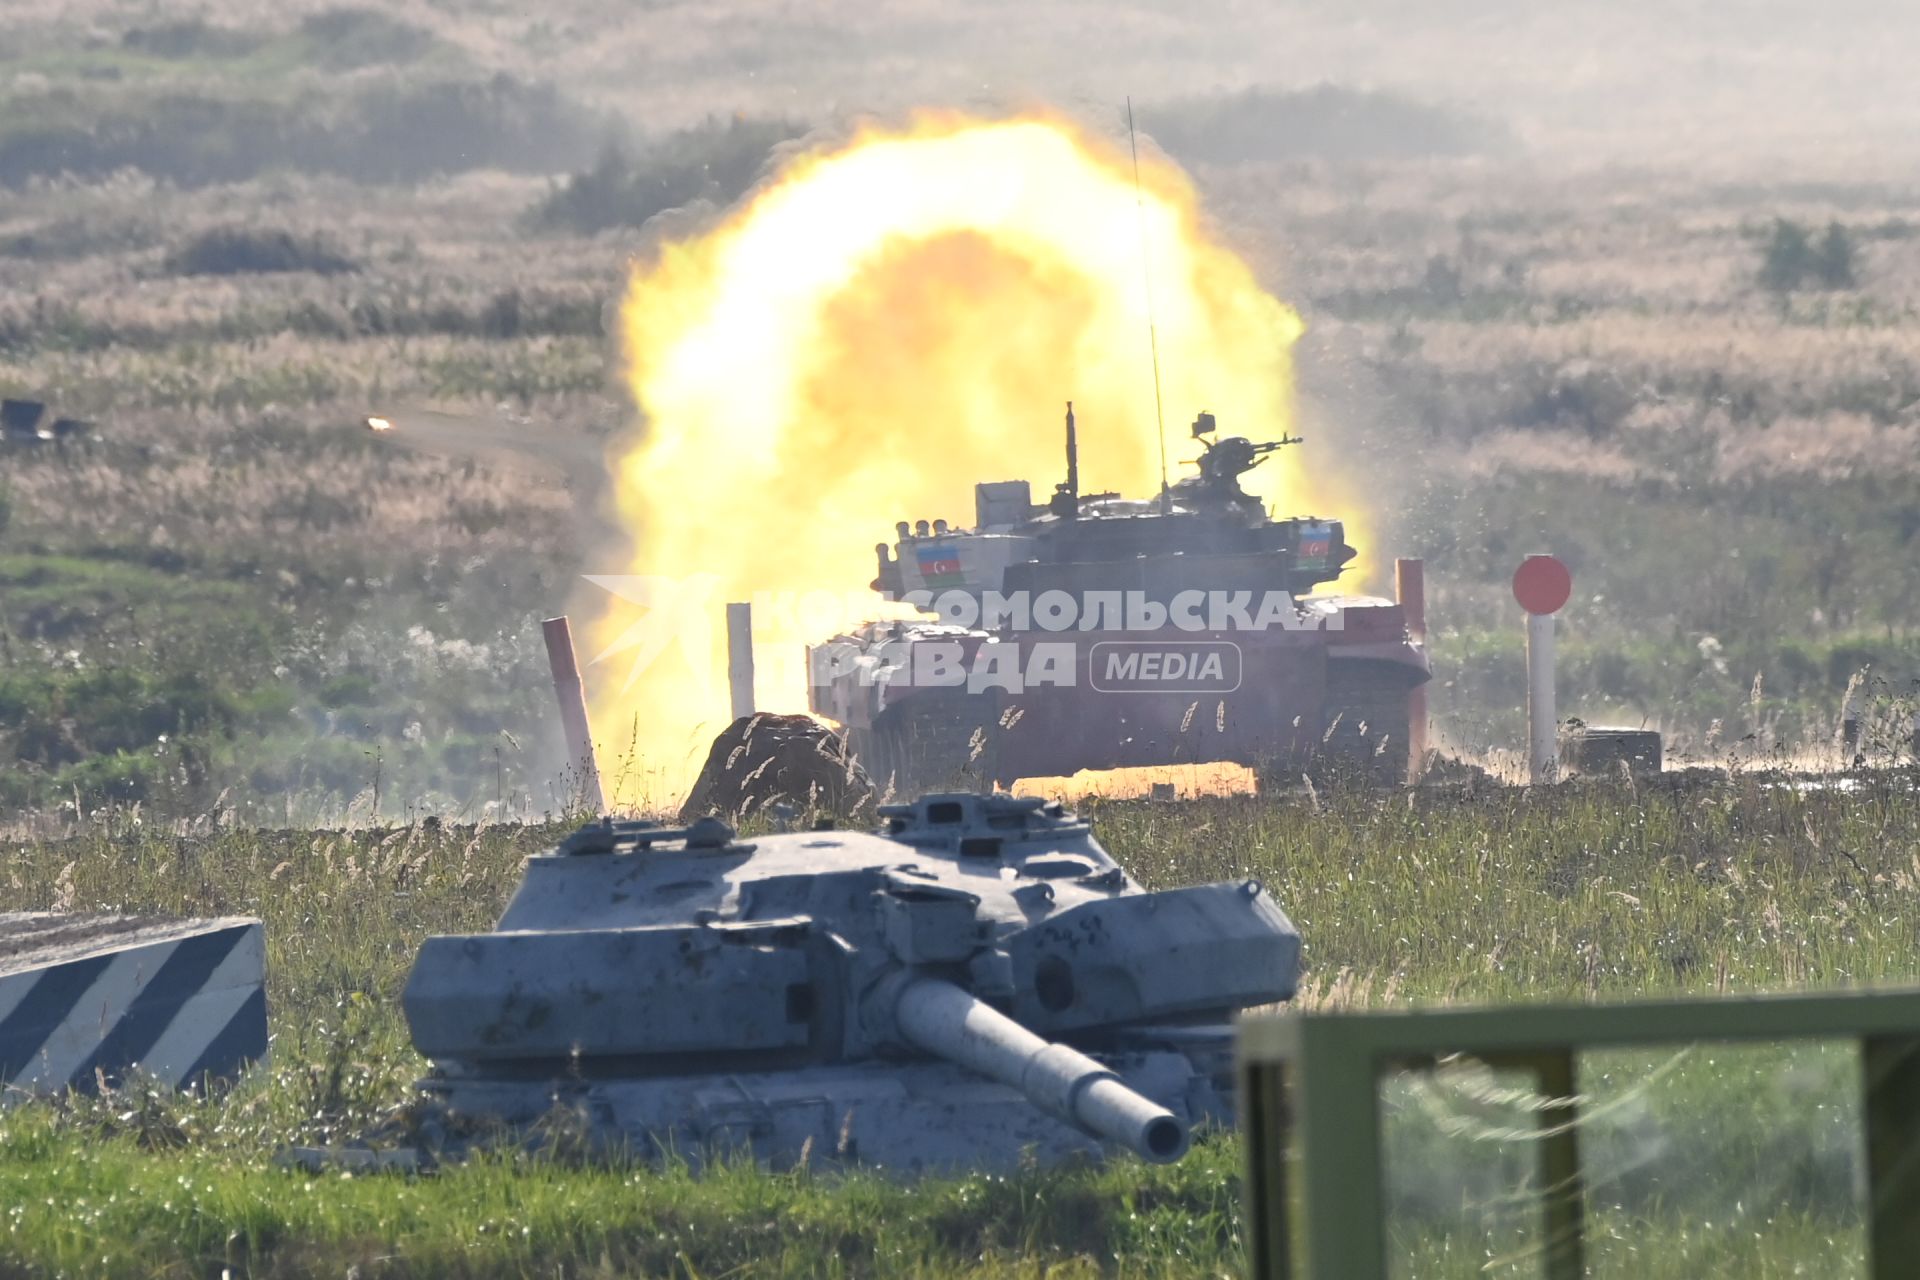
55,748 -> 171,804
1422,254 -> 1463,303
318,672 -> 378,709
1813,221 -> 1857,287
166,227 -> 358,276
1760,218 -> 1859,292
528,116 -> 809,234
1759,219 -> 1812,291
120,19 -> 264,59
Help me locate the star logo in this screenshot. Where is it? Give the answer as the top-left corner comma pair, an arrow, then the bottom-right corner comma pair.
581,574 -> 723,691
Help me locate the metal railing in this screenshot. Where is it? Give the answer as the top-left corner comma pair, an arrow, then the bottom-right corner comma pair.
1239,987 -> 1920,1279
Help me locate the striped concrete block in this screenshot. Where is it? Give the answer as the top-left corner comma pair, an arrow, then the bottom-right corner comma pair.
0,913 -> 267,1096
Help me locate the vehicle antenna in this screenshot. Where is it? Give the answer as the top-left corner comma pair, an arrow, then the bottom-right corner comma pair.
1065,401 -> 1079,500
1127,97 -> 1171,514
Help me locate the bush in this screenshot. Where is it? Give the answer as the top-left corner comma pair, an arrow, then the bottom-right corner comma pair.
528,115 -> 809,234
0,660 -> 264,808
167,227 -> 358,276
1760,218 -> 1859,292
120,19 -> 265,59
1814,222 -> 1857,287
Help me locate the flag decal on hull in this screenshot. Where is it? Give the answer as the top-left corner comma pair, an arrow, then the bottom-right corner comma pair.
915,544 -> 968,589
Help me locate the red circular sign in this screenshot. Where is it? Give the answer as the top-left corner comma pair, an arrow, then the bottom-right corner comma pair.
1512,554 -> 1572,615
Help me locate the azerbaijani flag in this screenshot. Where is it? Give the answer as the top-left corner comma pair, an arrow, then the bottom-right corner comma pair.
916,544 -> 967,588
1296,523 -> 1334,569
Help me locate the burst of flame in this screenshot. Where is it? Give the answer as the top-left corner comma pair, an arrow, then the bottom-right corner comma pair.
366,416 -> 394,432
590,113 -> 1352,792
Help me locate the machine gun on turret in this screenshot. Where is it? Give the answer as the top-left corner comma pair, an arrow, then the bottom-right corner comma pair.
1170,410 -> 1302,513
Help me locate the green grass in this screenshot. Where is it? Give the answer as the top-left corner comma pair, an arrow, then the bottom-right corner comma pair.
0,1117 -> 1247,1279
0,498 -> 571,816
1382,1040 -> 1866,1278
0,776 -> 1912,1275
1396,1208 -> 1865,1279
1403,466 -> 1920,755
0,549 -> 271,632
0,549 -> 298,808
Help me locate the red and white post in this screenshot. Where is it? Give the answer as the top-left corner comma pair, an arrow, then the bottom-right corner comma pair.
1395,558 -> 1428,782
726,602 -> 756,723
1526,611 -> 1556,782
542,615 -> 605,814
1512,555 -> 1572,784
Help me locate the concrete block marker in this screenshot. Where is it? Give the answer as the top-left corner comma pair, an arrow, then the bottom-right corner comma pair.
0,913 -> 266,1096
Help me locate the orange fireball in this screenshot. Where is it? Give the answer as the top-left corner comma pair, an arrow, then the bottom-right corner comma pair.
591,113 -> 1336,791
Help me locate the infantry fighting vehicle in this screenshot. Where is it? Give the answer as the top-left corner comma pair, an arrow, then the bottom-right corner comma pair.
401,792 -> 1300,1172
808,406 -> 1429,793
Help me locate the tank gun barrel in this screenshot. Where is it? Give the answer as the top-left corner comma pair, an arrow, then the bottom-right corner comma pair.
892,976 -> 1189,1163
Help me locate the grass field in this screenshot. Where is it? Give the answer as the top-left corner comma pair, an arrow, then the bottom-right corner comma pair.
1,774 -> 1914,1275
5,93 -> 1920,813
3,3 -> 1919,1275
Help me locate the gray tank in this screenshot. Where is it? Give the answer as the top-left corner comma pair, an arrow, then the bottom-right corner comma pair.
401,792 -> 1300,1173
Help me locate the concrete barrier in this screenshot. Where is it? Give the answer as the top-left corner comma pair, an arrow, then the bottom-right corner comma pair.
0,913 -> 267,1095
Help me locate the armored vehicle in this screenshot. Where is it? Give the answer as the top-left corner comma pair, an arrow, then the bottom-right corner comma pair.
808,405 -> 1429,793
401,792 -> 1300,1172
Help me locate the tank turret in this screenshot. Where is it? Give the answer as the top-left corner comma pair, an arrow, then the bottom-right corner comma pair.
401,793 -> 1299,1172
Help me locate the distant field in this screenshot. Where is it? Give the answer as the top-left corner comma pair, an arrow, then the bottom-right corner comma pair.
0,8 -> 1915,815
11,0 -> 1920,162
6,131 -> 1920,811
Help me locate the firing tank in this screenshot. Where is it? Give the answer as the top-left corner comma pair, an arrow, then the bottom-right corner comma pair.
401,792 -> 1299,1172
808,405 -> 1430,793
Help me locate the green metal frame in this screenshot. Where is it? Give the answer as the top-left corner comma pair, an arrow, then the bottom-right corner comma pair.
1239,987 -> 1920,1279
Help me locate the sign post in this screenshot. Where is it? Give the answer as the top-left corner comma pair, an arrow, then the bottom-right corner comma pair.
542,616 -> 605,814
1395,558 -> 1427,782
1512,555 -> 1572,783
727,602 -> 756,722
